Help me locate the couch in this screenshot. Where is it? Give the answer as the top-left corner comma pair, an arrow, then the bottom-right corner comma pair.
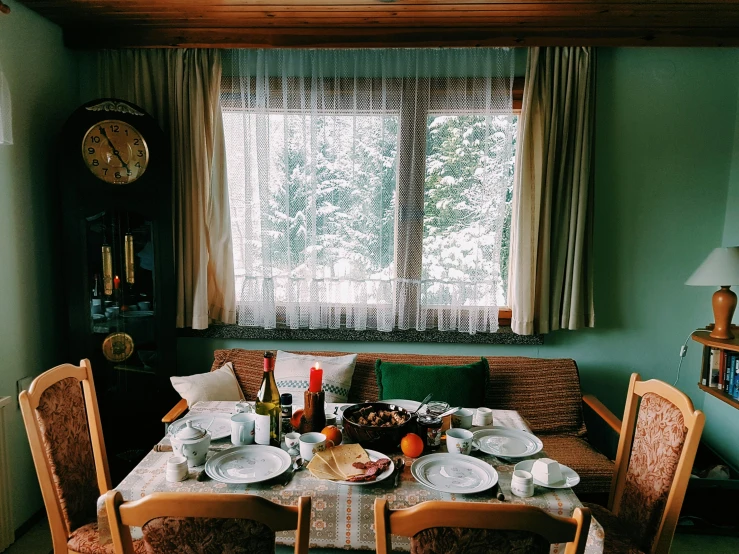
163,350 -> 622,500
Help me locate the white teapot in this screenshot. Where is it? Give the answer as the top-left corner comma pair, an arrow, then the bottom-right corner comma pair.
170,420 -> 211,467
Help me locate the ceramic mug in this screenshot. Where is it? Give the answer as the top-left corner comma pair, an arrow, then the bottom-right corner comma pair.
166,456 -> 189,482
285,432 -> 301,456
476,407 -> 493,426
510,469 -> 535,498
299,432 -> 334,462
446,428 -> 474,455
451,408 -> 474,429
231,413 -> 256,446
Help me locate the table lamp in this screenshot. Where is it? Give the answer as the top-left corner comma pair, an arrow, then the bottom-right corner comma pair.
686,246 -> 739,339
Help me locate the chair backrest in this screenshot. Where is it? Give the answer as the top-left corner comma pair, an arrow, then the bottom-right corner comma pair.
18,359 -> 110,553
212,349 -> 586,436
105,491 -> 311,554
608,373 -> 705,554
374,499 -> 590,554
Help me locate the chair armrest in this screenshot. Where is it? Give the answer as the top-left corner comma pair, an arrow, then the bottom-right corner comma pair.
162,398 -> 188,425
583,394 -> 621,434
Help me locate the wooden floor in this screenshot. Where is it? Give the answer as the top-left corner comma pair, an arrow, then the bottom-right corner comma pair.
5,517 -> 739,554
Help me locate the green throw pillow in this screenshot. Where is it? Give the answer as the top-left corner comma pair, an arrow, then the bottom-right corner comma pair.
374,358 -> 489,408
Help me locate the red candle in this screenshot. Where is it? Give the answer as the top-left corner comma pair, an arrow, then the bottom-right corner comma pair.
309,362 -> 323,393
113,275 -> 121,290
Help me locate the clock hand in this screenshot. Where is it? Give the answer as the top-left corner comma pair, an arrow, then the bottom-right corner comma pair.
99,127 -> 130,170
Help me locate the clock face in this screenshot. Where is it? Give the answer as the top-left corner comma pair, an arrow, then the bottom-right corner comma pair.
81,119 -> 149,185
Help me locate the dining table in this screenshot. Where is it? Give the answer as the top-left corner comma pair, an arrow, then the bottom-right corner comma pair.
98,400 -> 605,553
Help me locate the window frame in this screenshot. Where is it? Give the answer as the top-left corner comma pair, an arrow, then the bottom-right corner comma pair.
222,76 -> 523,330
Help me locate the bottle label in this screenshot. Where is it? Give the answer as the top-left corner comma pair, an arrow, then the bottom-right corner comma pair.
254,414 -> 271,445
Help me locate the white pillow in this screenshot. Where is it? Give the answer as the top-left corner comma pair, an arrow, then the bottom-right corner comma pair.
275,351 -> 357,403
170,362 -> 245,407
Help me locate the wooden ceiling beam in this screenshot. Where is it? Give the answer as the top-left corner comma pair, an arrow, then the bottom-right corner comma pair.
64,25 -> 739,49
16,0 -> 739,48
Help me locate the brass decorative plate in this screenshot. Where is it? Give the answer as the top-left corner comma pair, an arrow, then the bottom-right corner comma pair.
102,331 -> 134,362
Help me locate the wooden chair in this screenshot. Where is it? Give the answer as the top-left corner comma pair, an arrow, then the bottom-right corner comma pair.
583,373 -> 705,554
18,360 -> 145,554
104,491 -> 311,554
374,499 -> 591,554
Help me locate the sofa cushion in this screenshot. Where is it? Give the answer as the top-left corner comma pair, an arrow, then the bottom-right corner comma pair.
375,358 -> 488,408
540,435 -> 614,495
170,362 -> 245,407
275,350 -> 357,403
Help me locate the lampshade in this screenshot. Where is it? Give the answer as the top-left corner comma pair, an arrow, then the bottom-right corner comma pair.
686,247 -> 739,286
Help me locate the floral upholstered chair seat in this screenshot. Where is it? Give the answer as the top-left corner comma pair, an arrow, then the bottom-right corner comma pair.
585,392 -> 689,554
141,516 -> 277,554
410,527 -> 551,554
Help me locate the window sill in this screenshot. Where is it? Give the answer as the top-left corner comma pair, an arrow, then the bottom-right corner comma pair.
179,322 -> 541,346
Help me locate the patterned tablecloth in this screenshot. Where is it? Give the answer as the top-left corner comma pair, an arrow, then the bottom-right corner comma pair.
99,401 -> 604,552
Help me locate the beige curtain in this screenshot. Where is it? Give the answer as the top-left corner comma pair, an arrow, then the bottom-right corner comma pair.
509,47 -> 596,335
98,49 -> 236,329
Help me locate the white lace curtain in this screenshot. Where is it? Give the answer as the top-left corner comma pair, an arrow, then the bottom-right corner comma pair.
221,49 -> 515,333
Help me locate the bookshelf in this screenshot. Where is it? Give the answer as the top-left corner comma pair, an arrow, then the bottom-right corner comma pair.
692,329 -> 739,410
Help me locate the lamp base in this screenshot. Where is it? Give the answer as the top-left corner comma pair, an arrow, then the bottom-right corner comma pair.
709,286 -> 737,340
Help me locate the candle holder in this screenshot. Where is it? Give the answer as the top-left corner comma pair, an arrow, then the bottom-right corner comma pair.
299,390 -> 326,433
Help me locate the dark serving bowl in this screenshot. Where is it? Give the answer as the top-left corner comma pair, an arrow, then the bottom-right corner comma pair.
342,402 -> 417,453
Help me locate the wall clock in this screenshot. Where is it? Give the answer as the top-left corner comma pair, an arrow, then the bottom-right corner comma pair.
81,119 -> 149,184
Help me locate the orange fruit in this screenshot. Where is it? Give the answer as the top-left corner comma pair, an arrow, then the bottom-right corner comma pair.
290,409 -> 304,430
400,433 -> 424,458
321,425 -> 342,446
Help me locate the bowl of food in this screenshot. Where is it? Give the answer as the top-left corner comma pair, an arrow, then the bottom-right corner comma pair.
341,402 -> 417,452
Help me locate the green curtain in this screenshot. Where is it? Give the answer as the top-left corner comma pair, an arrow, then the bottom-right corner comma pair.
509,47 -> 596,335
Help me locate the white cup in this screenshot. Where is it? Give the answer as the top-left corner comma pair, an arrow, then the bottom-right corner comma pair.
510,469 -> 535,498
476,407 -> 493,426
231,413 -> 256,446
166,456 -> 189,482
446,428 -> 474,455
451,408 -> 474,429
285,432 -> 301,455
299,432 -> 334,462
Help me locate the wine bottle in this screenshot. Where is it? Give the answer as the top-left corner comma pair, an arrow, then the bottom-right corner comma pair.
255,351 -> 281,446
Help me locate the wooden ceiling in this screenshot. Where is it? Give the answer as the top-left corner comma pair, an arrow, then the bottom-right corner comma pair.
17,0 -> 739,48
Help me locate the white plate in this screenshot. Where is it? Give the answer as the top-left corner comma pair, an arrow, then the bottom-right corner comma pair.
472,427 -> 543,459
380,399 -> 421,412
205,445 -> 291,484
169,413 -> 233,441
333,449 -> 394,486
514,459 -> 581,489
411,453 -> 498,494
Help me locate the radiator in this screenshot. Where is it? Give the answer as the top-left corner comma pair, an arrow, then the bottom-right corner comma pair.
0,397 -> 12,552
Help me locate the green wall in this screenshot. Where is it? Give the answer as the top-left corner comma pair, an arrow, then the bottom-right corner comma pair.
701,79 -> 739,467
178,48 -> 739,465
0,0 -> 77,530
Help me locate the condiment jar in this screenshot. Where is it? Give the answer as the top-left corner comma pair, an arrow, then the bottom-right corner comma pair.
417,414 -> 443,452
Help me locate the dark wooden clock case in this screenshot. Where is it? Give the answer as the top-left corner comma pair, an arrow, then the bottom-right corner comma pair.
59,98 -> 178,479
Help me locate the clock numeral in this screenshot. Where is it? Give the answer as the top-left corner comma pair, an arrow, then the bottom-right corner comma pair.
103,168 -> 108,175
135,162 -> 141,168
133,139 -> 140,146
124,129 -> 129,136
126,169 -> 132,176
91,136 -> 101,144
137,150 -> 144,157
110,124 -> 120,133
87,147 -> 95,155
114,171 -> 122,179
92,159 -> 99,166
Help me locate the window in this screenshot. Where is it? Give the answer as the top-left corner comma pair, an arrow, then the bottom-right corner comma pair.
221,49 -> 517,334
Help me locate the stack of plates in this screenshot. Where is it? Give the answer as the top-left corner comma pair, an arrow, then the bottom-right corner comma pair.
411,454 -> 498,494
205,445 -> 292,484
472,428 -> 543,458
